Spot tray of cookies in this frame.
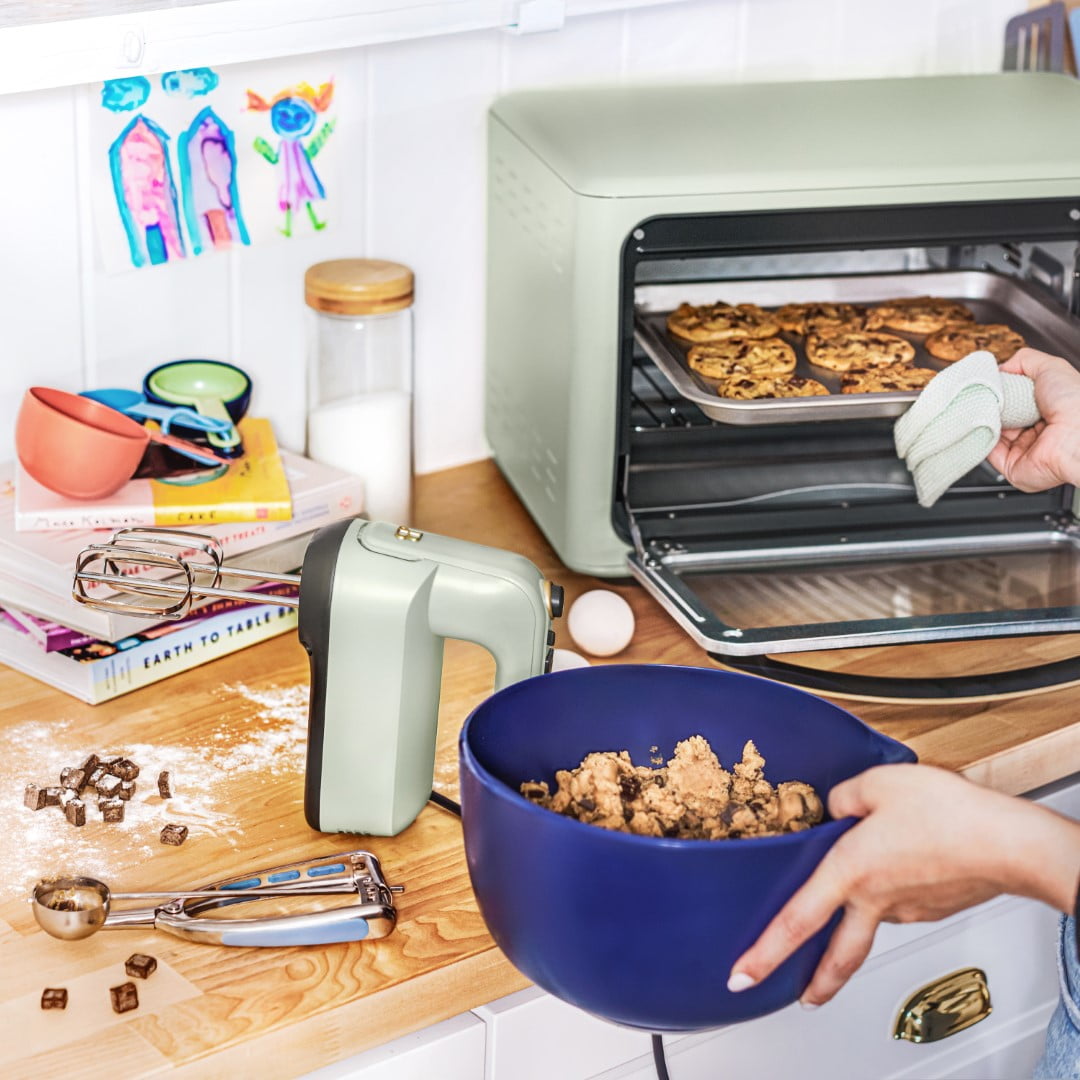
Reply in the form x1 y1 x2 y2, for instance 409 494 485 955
633 269 1077 425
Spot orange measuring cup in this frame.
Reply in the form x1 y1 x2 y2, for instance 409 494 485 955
15 386 233 500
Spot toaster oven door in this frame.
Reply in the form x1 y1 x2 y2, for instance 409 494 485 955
628 521 1080 697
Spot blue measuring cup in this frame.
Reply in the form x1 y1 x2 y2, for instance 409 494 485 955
81 389 234 437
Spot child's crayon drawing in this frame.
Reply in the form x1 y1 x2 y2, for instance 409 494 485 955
247 81 336 237
91 63 339 272
109 115 186 268
178 107 250 254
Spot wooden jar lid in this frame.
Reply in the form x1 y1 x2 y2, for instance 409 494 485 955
304 259 414 315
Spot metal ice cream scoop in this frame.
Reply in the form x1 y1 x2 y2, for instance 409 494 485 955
31 851 402 947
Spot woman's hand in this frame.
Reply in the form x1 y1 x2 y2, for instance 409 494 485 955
986 347 1080 491
727 764 1080 1008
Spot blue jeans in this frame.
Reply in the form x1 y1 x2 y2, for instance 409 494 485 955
1035 916 1080 1079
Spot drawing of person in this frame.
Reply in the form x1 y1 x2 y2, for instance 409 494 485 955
246 81 336 238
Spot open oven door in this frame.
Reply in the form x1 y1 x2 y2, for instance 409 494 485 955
624 463 1080 700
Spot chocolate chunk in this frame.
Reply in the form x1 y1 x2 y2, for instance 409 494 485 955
159 823 188 846
96 774 122 798
78 754 99 779
43 787 62 807
60 767 85 791
157 770 173 799
109 982 139 1014
111 759 139 781
118 780 136 801
618 775 641 801
23 783 47 811
576 797 596 812
87 766 106 788
65 799 86 827
100 798 125 823
40 988 67 1010
124 953 157 980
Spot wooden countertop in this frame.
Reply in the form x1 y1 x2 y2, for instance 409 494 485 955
2 458 1079 1077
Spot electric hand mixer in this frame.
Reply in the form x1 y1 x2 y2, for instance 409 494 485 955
73 520 563 836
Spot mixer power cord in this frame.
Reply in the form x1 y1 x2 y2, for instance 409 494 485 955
428 790 672 1080
652 1034 671 1080
429 790 462 817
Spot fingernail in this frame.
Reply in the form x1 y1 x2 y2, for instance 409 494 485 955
799 999 820 1011
727 972 757 993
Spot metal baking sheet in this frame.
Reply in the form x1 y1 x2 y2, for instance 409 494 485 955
633 270 1080 425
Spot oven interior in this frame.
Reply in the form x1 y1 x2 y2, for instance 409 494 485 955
615 199 1080 661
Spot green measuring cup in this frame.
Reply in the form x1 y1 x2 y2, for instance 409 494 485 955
143 360 252 455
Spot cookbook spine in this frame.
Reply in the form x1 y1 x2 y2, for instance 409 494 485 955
0 602 298 704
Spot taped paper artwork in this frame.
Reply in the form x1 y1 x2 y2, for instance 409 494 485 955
91 61 339 272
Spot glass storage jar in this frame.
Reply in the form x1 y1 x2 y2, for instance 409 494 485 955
304 258 414 523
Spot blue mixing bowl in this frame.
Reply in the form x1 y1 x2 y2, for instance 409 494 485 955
459 663 916 1032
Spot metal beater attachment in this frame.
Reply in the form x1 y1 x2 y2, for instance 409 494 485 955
31 850 402 947
72 527 301 620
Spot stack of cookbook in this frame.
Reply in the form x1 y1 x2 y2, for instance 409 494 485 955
0 444 363 704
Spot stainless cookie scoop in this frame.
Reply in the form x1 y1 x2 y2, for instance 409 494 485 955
30 852 402 947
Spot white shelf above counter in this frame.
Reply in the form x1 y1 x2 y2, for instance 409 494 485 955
0 0 685 96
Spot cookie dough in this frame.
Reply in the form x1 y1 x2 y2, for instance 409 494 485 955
687 337 797 379
805 330 916 371
666 301 781 343
840 365 936 394
923 323 1025 363
520 737 824 840
716 374 829 399
865 296 974 335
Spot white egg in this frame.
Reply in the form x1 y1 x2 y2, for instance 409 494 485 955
566 589 636 657
551 648 591 672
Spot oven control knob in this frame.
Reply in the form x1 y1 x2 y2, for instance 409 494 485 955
545 582 565 619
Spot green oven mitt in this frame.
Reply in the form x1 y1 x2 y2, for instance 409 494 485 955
893 350 1041 508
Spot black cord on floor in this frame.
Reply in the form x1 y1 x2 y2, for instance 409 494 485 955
652 1034 670 1080
429 790 462 817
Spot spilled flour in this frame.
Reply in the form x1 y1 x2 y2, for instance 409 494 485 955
0 682 309 904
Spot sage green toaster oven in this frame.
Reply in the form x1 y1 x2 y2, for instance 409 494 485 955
484 73 1080 696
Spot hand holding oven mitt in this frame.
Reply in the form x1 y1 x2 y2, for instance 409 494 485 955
893 350 1041 508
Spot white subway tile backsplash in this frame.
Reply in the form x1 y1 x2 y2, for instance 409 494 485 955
0 0 1021 474
0 88 83 441
738 0 845 82
622 0 740 80
367 29 501 473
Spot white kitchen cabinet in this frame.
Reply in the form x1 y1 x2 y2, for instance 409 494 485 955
301 1012 487 1080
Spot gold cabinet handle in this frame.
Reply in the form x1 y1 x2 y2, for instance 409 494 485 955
894 967 992 1044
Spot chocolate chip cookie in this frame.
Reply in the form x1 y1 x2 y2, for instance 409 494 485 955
773 301 867 336
806 330 916 371
717 374 829 399
840 366 936 394
865 296 974 335
666 301 781 342
923 323 1025 363
687 337 796 379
